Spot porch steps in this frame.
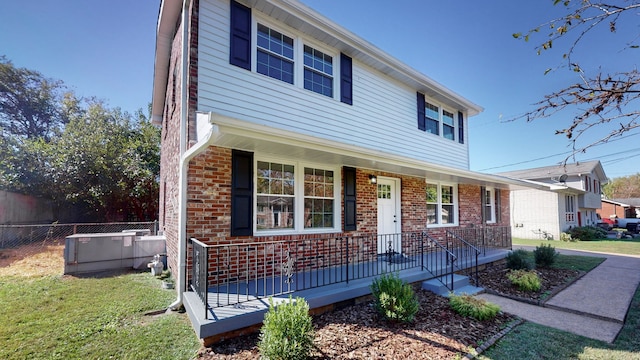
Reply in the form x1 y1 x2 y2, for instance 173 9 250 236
421 274 483 297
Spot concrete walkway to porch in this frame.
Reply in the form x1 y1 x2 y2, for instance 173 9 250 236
476 247 640 343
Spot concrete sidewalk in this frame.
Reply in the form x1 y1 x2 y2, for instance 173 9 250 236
476 247 640 343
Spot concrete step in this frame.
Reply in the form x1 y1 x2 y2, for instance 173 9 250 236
422 274 483 296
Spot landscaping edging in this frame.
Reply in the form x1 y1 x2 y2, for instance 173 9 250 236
464 318 525 359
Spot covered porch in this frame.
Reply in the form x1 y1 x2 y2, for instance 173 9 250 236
183 226 511 341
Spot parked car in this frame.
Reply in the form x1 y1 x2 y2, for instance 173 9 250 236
596 215 615 231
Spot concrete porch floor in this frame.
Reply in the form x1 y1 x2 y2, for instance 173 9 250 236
183 248 510 341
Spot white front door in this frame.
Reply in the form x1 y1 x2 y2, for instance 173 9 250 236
377 177 401 254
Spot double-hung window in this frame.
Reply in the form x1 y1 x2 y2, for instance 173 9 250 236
484 188 496 223
256 160 338 233
303 45 333 97
254 21 338 99
426 182 457 226
256 24 294 84
422 100 459 141
443 110 455 140
425 102 440 135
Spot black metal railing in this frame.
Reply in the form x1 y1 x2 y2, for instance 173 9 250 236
189 232 438 316
189 238 210 319
446 230 480 286
421 231 457 291
188 228 504 316
448 225 512 255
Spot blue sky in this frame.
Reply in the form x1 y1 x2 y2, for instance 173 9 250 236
1 0 638 179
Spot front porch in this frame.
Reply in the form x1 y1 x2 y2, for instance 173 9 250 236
183 227 511 341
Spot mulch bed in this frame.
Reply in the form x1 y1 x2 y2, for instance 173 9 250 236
198 263 580 359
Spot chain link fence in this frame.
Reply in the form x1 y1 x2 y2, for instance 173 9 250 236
0 221 158 275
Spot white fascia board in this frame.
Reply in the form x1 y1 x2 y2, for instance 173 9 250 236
151 0 182 124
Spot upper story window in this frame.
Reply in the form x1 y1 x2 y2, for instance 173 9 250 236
256 159 339 234
426 182 457 226
443 110 455 140
425 102 439 135
424 101 458 141
256 24 295 84
303 45 333 97
254 21 338 98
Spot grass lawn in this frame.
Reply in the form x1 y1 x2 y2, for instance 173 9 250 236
513 237 640 256
479 283 640 360
0 271 200 360
480 241 640 359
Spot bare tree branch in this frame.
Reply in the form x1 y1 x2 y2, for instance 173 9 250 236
511 1 640 164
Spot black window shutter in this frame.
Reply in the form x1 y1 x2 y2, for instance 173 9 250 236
458 111 464 144
480 186 486 224
495 188 502 223
231 150 253 236
417 92 426 131
229 0 251 70
340 53 353 105
343 167 357 231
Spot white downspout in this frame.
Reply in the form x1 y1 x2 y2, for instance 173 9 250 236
168 0 192 311
169 126 216 310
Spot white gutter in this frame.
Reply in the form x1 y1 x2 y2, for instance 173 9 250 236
169 0 192 311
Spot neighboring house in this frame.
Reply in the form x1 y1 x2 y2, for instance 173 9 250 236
499 161 608 240
151 0 536 341
598 198 640 220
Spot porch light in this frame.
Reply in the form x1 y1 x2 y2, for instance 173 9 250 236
369 175 377 184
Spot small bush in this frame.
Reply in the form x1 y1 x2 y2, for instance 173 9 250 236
507 270 541 292
370 273 419 323
567 226 607 241
534 243 558 267
449 294 500 321
559 232 576 242
505 249 531 270
258 296 314 360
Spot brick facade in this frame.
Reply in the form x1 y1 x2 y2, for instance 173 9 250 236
159 0 199 275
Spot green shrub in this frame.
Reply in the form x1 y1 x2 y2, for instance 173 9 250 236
505 249 531 270
507 270 541 292
567 226 607 241
449 293 500 321
370 273 420 323
258 296 314 360
559 232 576 242
534 243 558 267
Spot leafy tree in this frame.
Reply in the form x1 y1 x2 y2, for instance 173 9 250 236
513 1 640 159
47 98 160 221
0 56 68 140
603 174 640 199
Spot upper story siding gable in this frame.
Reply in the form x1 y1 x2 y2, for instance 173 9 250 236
197 0 472 169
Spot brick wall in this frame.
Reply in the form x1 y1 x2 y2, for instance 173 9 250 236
158 0 199 276
180 160 511 285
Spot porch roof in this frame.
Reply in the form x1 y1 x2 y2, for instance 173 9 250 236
195 112 542 191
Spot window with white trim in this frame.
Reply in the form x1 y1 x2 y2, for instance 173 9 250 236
253 19 338 99
426 182 457 226
256 24 295 84
425 102 439 135
423 101 457 141
565 194 576 223
256 159 339 233
443 110 455 140
303 45 333 97
484 188 496 223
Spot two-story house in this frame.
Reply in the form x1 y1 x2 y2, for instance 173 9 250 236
152 0 536 342
499 160 608 240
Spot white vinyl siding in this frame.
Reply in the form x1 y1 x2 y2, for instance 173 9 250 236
197 0 470 169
